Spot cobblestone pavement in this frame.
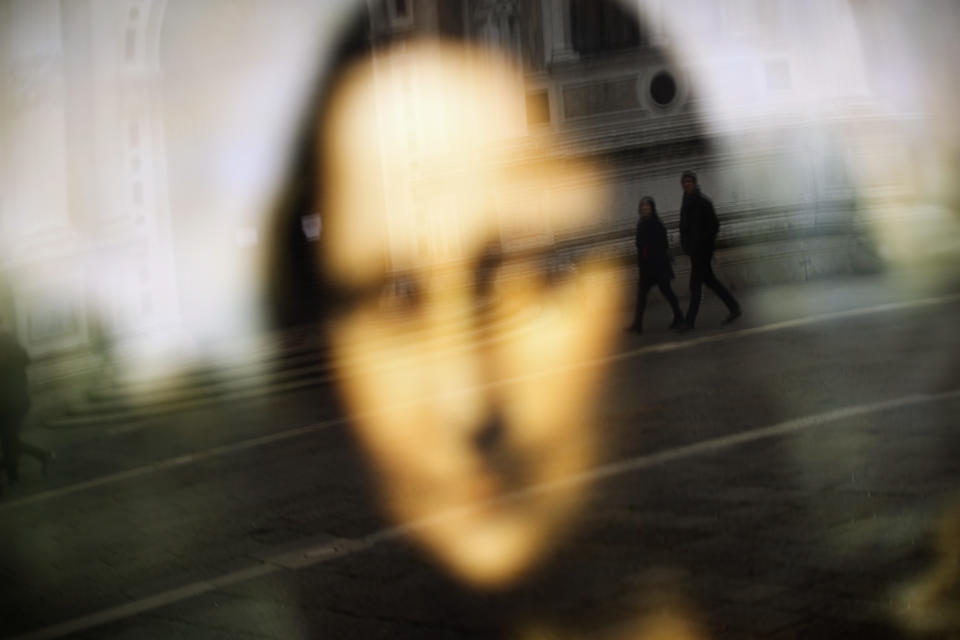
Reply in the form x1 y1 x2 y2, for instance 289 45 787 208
2 272 959 639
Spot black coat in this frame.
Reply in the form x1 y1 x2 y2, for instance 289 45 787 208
679 189 720 257
635 213 674 282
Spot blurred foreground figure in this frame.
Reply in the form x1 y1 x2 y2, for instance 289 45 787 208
897 497 960 636
0 327 53 495
319 40 622 588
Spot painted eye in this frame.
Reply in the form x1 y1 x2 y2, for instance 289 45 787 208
474 252 501 300
538 255 578 292
378 273 423 314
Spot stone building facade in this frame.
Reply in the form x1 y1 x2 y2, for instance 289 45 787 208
0 0 917 366
361 0 909 284
0 0 178 364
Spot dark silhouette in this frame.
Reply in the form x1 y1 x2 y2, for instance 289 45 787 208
626 196 684 333
0 328 53 495
678 170 741 330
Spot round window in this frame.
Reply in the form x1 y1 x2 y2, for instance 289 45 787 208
650 72 677 107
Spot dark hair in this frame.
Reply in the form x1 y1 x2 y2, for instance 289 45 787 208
262 6 373 329
638 196 657 215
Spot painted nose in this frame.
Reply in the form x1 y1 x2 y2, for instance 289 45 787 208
472 410 506 455
423 281 496 440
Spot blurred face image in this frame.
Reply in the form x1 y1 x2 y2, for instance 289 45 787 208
320 42 622 588
639 200 653 217
681 176 697 195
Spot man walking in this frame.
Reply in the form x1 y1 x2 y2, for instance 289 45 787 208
678 170 741 330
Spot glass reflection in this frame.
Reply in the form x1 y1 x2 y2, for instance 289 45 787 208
320 40 622 588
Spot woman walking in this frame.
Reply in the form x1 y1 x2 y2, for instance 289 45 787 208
626 196 684 333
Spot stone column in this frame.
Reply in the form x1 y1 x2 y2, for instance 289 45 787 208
540 0 578 64
0 0 79 353
473 0 522 61
643 0 668 48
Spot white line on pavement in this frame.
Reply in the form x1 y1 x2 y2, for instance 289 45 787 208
10 387 960 640
3 291 958 515
603 292 960 364
0 417 350 512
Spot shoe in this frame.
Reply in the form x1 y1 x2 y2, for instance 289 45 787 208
675 322 694 333
721 309 742 326
668 317 684 330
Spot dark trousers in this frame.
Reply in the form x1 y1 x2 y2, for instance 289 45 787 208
686 252 739 326
632 272 684 329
